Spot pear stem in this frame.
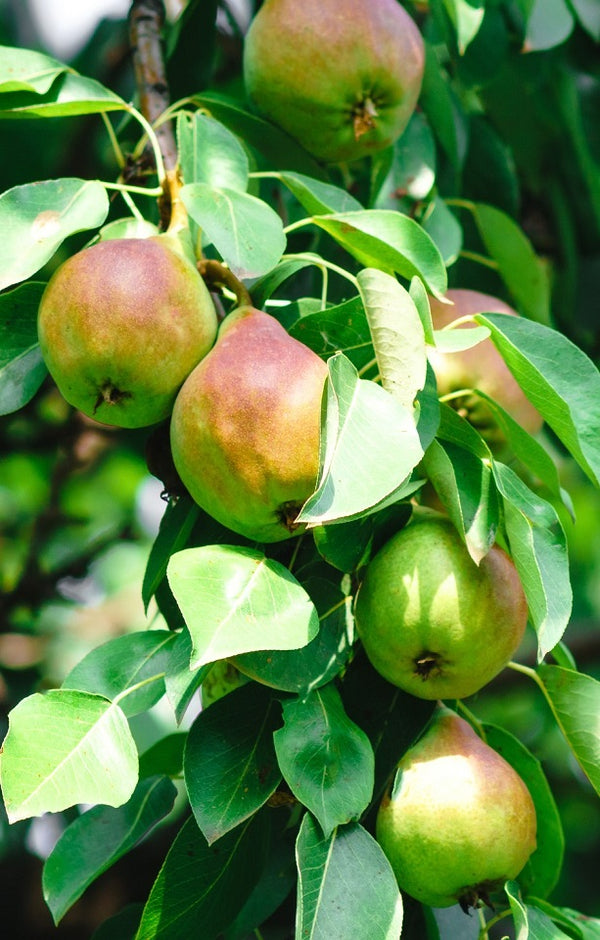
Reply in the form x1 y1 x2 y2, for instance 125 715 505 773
199 259 253 309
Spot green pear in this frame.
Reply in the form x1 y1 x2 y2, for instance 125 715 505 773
200 660 249 709
354 515 528 699
243 0 424 165
376 706 537 909
170 306 328 542
37 235 218 428
427 289 543 446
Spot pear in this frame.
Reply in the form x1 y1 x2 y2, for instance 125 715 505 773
243 0 425 165
169 306 328 542
376 706 537 909
354 515 528 699
37 236 218 428
427 289 543 446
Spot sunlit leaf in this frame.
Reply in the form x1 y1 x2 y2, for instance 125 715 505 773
177 111 249 192
167 544 319 668
0 690 138 822
277 171 362 215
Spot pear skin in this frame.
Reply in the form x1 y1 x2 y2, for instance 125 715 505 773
427 289 543 445
376 707 537 909
37 236 218 428
170 307 328 542
243 0 424 164
354 515 528 699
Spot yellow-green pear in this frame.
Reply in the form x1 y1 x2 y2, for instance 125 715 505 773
170 306 327 542
243 0 425 165
37 236 217 428
376 706 537 909
427 289 543 446
354 515 528 699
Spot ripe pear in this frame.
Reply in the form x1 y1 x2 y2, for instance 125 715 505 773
354 515 528 699
243 0 425 165
376 706 537 909
427 289 543 446
37 236 218 428
170 306 328 542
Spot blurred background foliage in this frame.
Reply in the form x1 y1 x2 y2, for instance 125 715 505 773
0 0 599 935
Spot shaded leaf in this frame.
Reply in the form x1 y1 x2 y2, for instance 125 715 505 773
0 690 138 823
0 72 126 118
167 545 319 668
0 281 47 415
142 496 200 610
43 776 177 924
273 684 374 837
164 628 211 725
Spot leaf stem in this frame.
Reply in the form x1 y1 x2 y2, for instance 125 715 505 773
477 907 512 938
459 249 499 271
103 180 164 198
101 113 126 169
282 253 359 288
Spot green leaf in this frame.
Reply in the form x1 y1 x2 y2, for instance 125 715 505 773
442 0 486 53
289 294 373 372
0 46 67 94
0 178 109 290
0 72 127 118
164 629 211 725
142 496 200 610
250 256 317 309
492 462 572 659
138 734 187 779
526 904 575 939
375 111 436 208
569 0 600 39
505 882 529 940
278 171 363 215
0 689 138 823
135 812 271 940
231 576 351 694
419 41 468 169
43 776 177 924
0 281 47 415
313 210 448 298
223 831 296 940
62 630 176 718
478 313 600 488
177 111 249 192
185 683 281 843
297 354 424 526
312 503 412 574
357 268 427 409
471 203 550 323
537 665 600 796
295 815 403 940
192 91 328 180
422 439 499 564
167 545 319 668
421 195 463 266
484 724 565 900
273 684 374 837
524 0 574 51
181 181 286 278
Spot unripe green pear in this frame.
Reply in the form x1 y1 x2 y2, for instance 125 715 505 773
243 0 425 165
201 660 248 709
170 306 328 543
376 706 537 909
427 289 543 446
37 236 218 428
354 515 528 699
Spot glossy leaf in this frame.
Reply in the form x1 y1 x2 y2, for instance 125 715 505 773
181 182 286 278
273 684 374 837
0 281 47 415
421 195 463 265
442 0 486 53
471 203 550 323
167 545 319 668
62 630 176 718
43 776 177 923
138 734 187 779
357 268 427 410
0 72 127 118
313 210 448 298
0 46 67 94
164 628 211 725
289 294 373 372
484 724 564 899
142 496 200 610
177 111 249 192
479 312 600 487
524 0 574 51
295 815 403 940
422 438 499 563
278 171 363 215
223 831 296 940
493 462 572 659
432 325 490 352
0 178 109 290
0 690 138 822
135 812 271 939
537 665 600 796
298 354 423 525
375 111 436 208
185 683 281 843
420 41 468 169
